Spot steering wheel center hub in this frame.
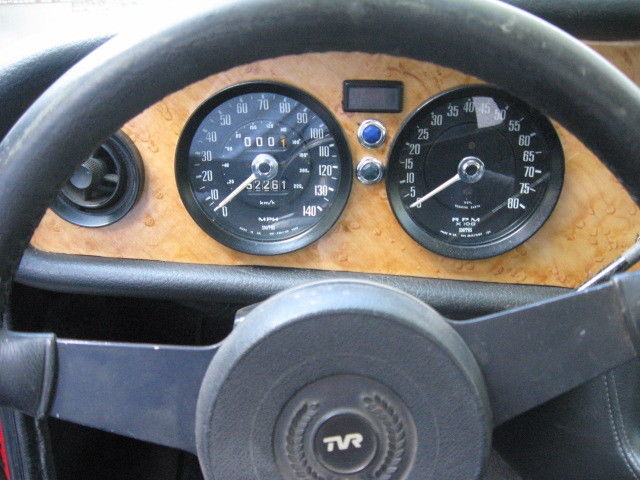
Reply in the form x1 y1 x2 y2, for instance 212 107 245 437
195 281 491 480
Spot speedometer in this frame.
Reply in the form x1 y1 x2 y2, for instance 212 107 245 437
387 85 564 259
176 82 351 255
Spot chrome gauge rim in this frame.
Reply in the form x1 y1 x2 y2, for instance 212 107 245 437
175 82 352 255
386 85 564 260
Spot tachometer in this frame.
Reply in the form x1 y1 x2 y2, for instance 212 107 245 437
176 82 351 255
387 85 564 259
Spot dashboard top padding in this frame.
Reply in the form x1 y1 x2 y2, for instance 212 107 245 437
504 0 640 40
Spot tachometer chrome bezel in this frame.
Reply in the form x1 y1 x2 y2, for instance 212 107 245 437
386 85 564 260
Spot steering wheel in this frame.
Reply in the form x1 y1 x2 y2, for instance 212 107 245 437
2 1 640 479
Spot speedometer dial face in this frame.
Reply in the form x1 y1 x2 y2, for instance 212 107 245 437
387 85 564 259
176 82 351 255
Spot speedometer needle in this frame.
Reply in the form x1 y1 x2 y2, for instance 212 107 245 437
409 174 460 208
213 173 257 212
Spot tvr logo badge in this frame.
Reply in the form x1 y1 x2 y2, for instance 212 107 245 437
322 433 364 452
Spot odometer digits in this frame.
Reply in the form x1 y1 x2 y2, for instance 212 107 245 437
387 85 564 259
176 83 351 255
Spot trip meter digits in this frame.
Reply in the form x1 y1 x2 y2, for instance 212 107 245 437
176 82 351 255
387 85 564 259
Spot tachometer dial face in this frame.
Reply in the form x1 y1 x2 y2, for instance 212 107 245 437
176 82 352 255
387 85 564 259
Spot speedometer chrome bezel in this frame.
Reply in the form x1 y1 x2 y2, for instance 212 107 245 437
386 84 564 260
175 81 352 255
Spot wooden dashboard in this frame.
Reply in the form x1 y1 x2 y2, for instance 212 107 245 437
31 43 640 288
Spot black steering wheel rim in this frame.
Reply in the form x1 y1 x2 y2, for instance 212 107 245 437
1 2 640 477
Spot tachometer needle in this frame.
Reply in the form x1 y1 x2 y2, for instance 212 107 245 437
410 173 461 208
213 173 257 212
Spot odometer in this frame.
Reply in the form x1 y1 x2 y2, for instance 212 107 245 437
176 82 351 255
387 85 564 259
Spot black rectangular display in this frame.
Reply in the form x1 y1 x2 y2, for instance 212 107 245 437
343 80 403 113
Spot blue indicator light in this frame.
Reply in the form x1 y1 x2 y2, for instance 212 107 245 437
362 124 382 144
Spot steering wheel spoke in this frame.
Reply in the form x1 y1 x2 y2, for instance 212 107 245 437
51 339 216 453
453 272 640 425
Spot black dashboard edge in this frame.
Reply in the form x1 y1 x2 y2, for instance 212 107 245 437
505 0 640 41
502 0 640 41
15 247 565 318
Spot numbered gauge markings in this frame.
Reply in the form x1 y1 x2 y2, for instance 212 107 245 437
176 82 352 255
386 85 564 259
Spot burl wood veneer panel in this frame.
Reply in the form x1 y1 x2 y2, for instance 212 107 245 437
31 44 640 287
